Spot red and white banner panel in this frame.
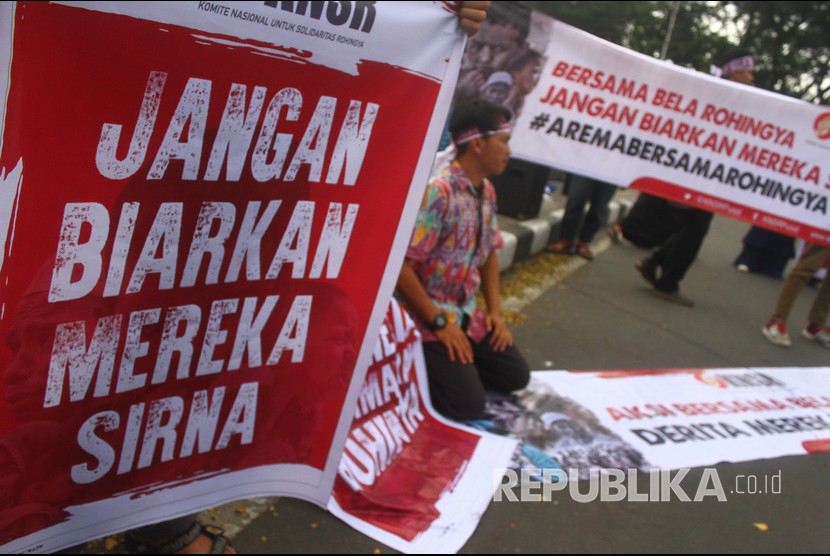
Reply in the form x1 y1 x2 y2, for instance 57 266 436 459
484 369 830 478
0 2 464 552
456 4 830 245
330 355 830 551
329 300 517 554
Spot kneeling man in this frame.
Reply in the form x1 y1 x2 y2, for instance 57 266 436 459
397 99 530 421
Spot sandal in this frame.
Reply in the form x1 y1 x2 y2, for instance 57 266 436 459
126 521 234 554
575 242 594 260
546 239 574 254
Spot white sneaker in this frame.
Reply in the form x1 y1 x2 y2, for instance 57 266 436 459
802 325 830 349
762 321 791 347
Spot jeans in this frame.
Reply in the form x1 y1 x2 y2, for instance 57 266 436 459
560 176 617 244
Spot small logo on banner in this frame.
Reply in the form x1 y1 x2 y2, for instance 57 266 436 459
814 112 830 140
263 1 377 33
694 371 728 389
695 371 786 389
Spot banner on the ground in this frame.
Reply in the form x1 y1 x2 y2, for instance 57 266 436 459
482 369 830 477
329 300 517 554
0 2 464 552
330 346 830 553
456 3 830 246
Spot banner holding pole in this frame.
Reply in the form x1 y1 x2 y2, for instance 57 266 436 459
0 2 464 552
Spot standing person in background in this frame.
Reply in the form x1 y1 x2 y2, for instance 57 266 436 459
396 99 530 421
725 48 795 279
546 174 618 261
761 243 830 348
634 49 757 307
733 226 795 279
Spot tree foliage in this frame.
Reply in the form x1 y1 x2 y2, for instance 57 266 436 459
521 1 829 104
727 1 829 104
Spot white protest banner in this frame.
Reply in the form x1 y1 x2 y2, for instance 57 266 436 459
0 2 464 552
329 299 517 554
456 3 830 245
485 368 830 478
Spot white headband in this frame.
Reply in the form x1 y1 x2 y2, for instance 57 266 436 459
720 55 754 77
453 122 513 145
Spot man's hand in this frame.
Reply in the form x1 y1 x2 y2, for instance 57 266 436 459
434 322 474 364
485 313 513 352
455 67 488 99
458 1 490 37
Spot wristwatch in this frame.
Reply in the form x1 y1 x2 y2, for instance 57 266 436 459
427 312 448 332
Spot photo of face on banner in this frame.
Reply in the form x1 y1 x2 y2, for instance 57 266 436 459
455 2 549 119
474 380 651 480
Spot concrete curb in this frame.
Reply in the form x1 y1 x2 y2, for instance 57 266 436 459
496 197 633 272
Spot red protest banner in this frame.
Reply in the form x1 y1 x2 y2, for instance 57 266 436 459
330 300 517 553
0 2 463 551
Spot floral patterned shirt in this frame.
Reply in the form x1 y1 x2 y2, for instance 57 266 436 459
406 161 504 340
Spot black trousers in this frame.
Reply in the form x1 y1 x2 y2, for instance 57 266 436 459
620 194 678 249
651 206 713 292
422 335 530 421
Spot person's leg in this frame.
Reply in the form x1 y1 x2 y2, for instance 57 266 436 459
556 176 594 245
803 272 830 348
578 181 617 244
806 276 830 329
764 244 829 347
654 208 713 293
469 336 531 395
422 341 487 421
771 244 829 323
620 194 676 248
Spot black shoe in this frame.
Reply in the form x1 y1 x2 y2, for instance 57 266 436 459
635 258 658 287
651 289 695 307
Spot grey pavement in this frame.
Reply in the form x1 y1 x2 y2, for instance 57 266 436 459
80 189 830 554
